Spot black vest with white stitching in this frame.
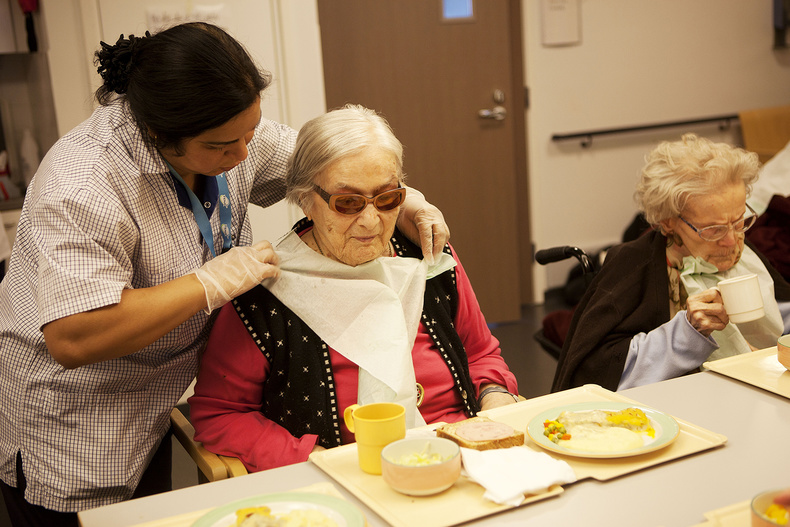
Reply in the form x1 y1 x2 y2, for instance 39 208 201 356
231 219 479 448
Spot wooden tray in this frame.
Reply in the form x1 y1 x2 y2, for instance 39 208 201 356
692 500 750 526
309 384 726 527
704 347 790 399
309 443 562 527
484 384 728 481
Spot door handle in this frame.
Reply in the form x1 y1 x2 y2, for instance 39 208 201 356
478 105 507 121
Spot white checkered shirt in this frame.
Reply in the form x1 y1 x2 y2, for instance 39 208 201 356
0 100 295 511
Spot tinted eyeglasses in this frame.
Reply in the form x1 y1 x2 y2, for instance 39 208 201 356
313 184 406 215
678 203 758 242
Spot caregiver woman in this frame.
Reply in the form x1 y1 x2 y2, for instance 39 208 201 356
553 133 790 393
0 22 448 525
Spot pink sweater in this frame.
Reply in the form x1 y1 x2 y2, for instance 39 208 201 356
189 247 517 472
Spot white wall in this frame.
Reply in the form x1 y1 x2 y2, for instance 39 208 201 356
40 0 100 138
36 0 790 301
40 0 325 243
523 0 790 294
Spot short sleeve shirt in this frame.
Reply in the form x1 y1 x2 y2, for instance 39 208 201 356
0 100 296 511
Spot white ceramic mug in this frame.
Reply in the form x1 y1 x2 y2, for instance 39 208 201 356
715 274 764 324
777 334 790 371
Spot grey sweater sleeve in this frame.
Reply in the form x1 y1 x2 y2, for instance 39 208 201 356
617 312 718 390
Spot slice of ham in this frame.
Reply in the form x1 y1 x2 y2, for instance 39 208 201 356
455 421 515 442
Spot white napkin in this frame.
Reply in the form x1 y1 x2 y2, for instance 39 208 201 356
680 245 784 358
264 229 456 428
460 447 577 505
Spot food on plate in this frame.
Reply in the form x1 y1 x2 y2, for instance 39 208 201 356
542 420 570 443
556 407 655 436
235 505 339 527
764 503 789 525
435 416 524 450
543 407 656 453
396 450 450 466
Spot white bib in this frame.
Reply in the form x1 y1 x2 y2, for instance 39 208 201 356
263 229 456 428
680 245 783 361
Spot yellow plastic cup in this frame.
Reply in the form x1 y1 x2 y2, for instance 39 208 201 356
343 402 406 475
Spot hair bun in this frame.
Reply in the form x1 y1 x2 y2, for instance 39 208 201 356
95 32 150 95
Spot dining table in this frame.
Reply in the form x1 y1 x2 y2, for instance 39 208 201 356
78 357 790 527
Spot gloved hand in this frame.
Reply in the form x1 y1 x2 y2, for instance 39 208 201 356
193 240 280 313
396 187 451 264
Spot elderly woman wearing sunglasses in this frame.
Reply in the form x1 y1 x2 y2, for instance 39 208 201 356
553 133 790 393
188 105 518 471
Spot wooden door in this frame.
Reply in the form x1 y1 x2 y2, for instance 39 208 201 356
317 0 531 322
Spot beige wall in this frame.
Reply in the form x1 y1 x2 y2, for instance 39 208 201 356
30 0 790 299
523 0 790 294
37 0 325 243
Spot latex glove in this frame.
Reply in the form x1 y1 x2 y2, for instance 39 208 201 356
396 186 450 264
193 241 280 314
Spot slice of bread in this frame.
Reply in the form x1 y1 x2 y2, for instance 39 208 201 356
435 416 524 450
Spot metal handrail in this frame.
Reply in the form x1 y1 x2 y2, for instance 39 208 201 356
551 114 739 147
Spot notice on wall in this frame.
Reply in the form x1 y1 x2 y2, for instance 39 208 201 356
541 0 581 47
146 4 228 32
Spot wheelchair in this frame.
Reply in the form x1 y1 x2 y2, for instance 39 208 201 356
532 246 598 359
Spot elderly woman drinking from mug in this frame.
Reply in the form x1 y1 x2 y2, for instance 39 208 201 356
553 133 790 392
189 105 518 471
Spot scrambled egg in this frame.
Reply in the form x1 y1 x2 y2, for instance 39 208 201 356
765 503 789 525
235 506 339 527
604 408 656 438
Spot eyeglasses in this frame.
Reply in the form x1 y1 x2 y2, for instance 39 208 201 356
313 184 406 215
678 203 758 241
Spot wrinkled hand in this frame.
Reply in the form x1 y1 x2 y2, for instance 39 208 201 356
479 391 518 411
686 288 729 337
193 241 280 313
397 187 450 264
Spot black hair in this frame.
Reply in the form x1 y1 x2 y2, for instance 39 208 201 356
94 22 271 153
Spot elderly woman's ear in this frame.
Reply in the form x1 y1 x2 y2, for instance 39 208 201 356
300 194 315 221
660 218 684 239
658 218 674 236
659 218 684 247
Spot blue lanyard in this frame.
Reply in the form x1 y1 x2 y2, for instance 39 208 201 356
165 161 233 257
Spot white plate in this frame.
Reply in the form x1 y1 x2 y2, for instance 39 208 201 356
191 491 365 527
526 402 680 459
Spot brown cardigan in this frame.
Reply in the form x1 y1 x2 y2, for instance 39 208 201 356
551 231 790 392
